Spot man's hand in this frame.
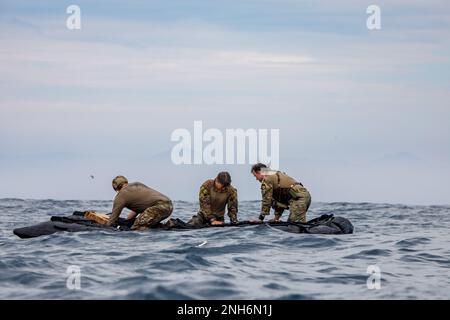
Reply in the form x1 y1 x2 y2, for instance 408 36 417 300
211 220 224 225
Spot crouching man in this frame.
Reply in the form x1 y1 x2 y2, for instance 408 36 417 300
107 175 173 231
251 163 311 223
188 172 238 226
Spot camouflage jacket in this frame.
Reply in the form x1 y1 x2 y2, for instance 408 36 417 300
260 171 298 216
199 179 238 222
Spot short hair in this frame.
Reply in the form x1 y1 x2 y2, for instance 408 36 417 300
251 163 267 173
216 171 231 187
112 175 128 191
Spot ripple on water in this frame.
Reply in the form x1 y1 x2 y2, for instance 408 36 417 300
396 237 431 247
401 252 450 267
124 284 194 299
343 248 393 259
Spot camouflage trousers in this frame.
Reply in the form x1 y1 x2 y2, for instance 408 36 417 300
187 212 223 226
286 186 312 223
131 200 173 231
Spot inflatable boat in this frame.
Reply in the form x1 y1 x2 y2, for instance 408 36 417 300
13 211 354 239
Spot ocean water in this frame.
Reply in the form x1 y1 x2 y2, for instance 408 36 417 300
0 198 449 300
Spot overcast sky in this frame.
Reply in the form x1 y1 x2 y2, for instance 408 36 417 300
0 0 449 204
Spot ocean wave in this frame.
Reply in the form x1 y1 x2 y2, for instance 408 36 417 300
1 200 450 299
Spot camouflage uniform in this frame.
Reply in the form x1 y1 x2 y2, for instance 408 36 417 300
131 200 173 231
188 179 238 225
108 181 173 230
260 171 311 223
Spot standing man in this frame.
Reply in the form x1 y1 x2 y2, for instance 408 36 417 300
108 175 173 231
188 172 238 226
251 163 311 223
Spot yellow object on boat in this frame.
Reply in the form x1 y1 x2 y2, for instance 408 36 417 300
84 211 109 225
